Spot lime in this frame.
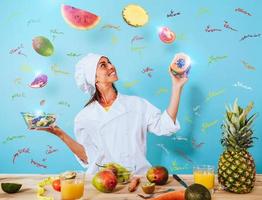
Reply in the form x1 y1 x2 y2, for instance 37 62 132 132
141 182 155 194
1 183 22 194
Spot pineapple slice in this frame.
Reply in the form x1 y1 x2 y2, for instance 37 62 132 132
122 4 149 27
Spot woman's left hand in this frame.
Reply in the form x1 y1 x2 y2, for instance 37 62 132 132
169 68 188 88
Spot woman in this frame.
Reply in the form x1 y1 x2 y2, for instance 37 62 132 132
38 53 188 174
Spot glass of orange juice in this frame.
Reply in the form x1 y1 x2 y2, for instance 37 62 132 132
193 165 215 193
60 171 85 200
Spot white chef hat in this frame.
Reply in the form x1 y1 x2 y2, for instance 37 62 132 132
75 53 104 96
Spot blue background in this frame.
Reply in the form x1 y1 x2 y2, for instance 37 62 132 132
0 0 261 174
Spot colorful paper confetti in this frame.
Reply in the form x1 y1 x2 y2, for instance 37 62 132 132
172 161 190 171
184 115 193 124
9 44 27 57
131 35 144 43
191 139 205 149
206 89 225 101
50 29 64 41
111 35 119 45
224 21 237 31
157 143 170 154
142 67 154 77
240 33 261 41
208 55 228 64
58 101 70 107
2 135 26 144
235 8 252 16
241 60 256 71
130 46 146 53
193 105 201 116
123 80 139 88
201 120 218 132
31 159 47 168
14 77 22 85
51 64 70 75
232 81 252 90
27 18 40 26
196 7 211 17
175 149 193 163
172 135 188 141
205 25 222 32
156 87 168 96
67 52 81 57
20 64 32 73
11 92 26 100
166 10 181 18
45 145 58 155
13 148 30 164
101 24 120 30
40 99 46 106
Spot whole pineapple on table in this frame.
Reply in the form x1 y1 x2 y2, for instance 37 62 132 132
218 99 257 193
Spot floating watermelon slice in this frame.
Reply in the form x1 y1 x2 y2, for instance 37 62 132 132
61 4 100 30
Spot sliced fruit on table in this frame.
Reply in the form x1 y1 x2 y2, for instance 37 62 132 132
122 4 149 27
1 183 22 194
61 4 100 30
185 183 211 200
141 182 155 194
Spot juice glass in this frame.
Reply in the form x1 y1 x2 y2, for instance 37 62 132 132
61 171 85 200
193 165 215 193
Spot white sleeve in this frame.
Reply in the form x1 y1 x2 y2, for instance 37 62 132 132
144 99 181 136
74 118 105 170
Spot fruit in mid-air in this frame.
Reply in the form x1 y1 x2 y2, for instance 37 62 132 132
32 36 54 56
185 183 211 200
1 183 22 194
92 170 117 193
159 27 176 44
61 4 100 30
218 99 257 193
122 4 149 27
146 166 169 185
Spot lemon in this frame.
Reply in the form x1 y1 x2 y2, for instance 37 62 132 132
1 183 22 194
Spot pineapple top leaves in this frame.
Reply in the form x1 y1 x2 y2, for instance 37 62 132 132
221 99 257 151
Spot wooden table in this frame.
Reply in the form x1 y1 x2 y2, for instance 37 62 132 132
0 174 261 199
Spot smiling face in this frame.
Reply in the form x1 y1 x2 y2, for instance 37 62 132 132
96 57 118 84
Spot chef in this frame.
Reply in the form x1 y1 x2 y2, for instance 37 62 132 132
38 53 188 174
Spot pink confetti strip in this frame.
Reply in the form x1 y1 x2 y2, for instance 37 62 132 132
31 159 47 168
13 148 30 164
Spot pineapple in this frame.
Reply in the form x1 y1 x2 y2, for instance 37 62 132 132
218 99 257 193
122 4 149 27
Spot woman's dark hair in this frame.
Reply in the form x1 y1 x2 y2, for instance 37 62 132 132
84 84 118 107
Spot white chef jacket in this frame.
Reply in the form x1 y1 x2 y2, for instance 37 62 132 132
74 93 180 175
